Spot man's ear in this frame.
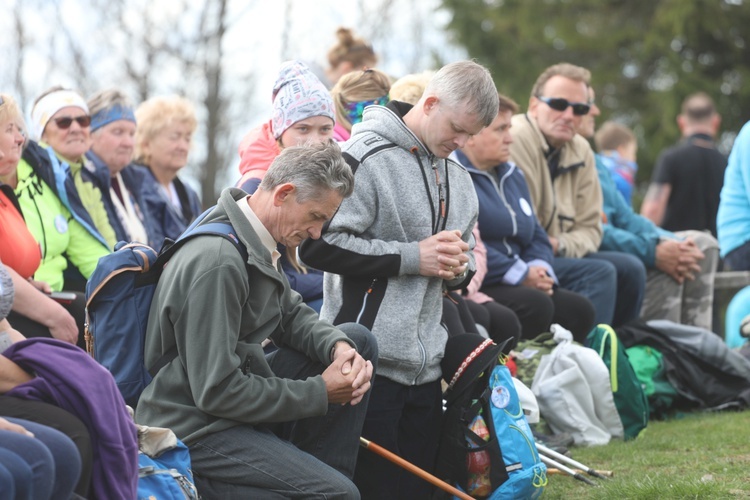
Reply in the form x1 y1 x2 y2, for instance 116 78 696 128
528 96 538 118
423 96 439 115
711 114 722 134
676 114 687 132
272 183 296 207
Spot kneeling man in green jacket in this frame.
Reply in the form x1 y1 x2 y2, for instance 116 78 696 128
136 141 376 499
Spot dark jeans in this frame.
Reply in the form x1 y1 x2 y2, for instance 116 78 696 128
724 239 750 271
0 417 81 500
354 377 443 500
481 284 595 343
190 323 377 499
586 251 645 327
0 396 92 498
554 251 645 327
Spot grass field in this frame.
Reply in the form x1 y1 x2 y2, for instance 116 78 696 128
541 410 750 499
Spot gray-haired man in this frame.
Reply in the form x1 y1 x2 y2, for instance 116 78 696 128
136 141 376 499
300 60 498 499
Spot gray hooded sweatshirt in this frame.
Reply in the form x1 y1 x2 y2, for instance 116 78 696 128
300 101 478 386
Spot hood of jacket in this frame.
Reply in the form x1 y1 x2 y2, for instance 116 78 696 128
350 101 431 156
237 121 281 184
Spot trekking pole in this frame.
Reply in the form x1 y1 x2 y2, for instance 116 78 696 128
547 468 613 478
359 437 474 500
535 442 609 480
539 455 597 486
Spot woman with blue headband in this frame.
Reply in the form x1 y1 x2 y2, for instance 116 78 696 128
83 89 158 248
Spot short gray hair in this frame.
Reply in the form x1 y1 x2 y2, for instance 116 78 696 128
260 141 354 202
424 61 499 126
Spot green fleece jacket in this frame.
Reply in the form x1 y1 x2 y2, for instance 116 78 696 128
509 113 603 258
14 159 109 291
135 188 353 445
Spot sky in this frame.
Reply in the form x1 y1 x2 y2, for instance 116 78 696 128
2 0 468 191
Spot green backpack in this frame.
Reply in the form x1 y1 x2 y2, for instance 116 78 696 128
625 345 679 419
586 324 649 440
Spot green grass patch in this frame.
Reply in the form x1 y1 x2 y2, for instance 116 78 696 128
541 411 750 499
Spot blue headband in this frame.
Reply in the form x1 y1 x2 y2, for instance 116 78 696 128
90 104 136 132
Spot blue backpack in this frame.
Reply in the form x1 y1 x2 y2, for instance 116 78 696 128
85 209 246 406
138 439 199 500
435 357 547 499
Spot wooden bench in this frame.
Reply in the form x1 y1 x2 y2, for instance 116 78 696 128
714 270 750 291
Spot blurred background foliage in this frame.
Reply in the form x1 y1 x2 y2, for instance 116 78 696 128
441 0 750 202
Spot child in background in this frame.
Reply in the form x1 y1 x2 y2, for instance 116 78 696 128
594 121 639 206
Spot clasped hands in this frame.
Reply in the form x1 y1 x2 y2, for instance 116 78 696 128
418 230 469 280
655 238 704 284
322 341 373 406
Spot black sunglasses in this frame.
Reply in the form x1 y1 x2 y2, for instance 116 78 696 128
536 96 590 116
53 115 91 129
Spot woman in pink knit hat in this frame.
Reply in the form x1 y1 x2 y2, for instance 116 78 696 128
235 61 336 312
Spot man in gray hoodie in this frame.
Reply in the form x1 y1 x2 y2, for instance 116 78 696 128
300 61 499 499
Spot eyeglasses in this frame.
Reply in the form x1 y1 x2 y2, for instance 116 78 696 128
53 115 91 129
535 96 590 116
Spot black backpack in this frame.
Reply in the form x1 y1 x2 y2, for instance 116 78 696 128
434 336 546 499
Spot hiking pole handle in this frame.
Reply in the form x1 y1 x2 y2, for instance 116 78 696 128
359 437 474 500
535 442 609 480
539 455 597 486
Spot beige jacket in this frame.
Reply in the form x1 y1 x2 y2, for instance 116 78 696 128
509 113 602 258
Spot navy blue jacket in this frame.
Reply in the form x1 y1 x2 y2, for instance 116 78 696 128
83 151 161 249
455 150 556 286
137 165 203 247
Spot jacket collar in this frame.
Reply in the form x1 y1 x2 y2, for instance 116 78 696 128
216 188 285 283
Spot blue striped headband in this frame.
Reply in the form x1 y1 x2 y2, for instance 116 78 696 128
90 104 136 132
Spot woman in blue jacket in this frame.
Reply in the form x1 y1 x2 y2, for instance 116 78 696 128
455 96 594 342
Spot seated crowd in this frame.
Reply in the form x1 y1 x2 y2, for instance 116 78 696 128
1 25 747 500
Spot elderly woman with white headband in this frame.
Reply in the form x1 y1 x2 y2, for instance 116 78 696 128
8 91 110 291
82 89 158 248
30 87 116 249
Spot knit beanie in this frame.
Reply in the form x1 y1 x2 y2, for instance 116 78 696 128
271 61 335 139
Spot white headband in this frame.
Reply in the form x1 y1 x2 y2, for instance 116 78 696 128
30 90 89 141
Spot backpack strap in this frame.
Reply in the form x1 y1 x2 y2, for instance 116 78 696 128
147 211 248 378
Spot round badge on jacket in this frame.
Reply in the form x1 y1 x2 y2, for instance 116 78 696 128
54 214 69 234
519 198 533 216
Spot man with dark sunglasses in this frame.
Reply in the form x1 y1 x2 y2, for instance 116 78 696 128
509 62 645 328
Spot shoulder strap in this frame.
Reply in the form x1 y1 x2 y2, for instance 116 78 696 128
147 209 248 377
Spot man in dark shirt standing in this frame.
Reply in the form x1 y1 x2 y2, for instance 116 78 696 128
641 92 727 237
